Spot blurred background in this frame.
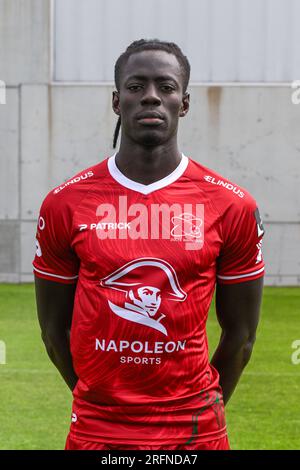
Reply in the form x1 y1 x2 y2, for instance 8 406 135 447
0 0 300 450
0 0 299 285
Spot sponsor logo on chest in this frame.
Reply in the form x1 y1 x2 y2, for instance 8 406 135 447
78 196 204 251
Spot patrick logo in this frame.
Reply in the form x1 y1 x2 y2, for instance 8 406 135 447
100 258 187 336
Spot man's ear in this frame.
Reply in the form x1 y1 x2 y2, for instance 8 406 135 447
179 92 190 117
112 91 120 116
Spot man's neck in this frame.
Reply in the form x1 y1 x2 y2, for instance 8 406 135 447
115 139 182 185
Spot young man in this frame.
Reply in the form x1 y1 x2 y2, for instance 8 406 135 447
33 39 265 450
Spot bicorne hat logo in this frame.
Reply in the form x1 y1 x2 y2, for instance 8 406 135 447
100 258 187 336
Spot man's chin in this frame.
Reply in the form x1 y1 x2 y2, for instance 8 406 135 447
139 136 166 147
135 131 168 147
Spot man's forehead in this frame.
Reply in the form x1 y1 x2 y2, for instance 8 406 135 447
122 50 182 81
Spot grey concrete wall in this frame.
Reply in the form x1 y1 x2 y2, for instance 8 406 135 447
179 86 300 286
0 0 50 86
0 87 20 283
2 84 296 285
0 1 299 285
0 0 50 282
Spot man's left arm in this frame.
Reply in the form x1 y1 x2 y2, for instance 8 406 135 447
211 276 264 405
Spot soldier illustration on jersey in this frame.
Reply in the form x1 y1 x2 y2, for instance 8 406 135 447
100 258 187 336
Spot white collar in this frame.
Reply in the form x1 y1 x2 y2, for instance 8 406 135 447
107 153 189 195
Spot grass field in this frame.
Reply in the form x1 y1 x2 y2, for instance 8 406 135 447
0 284 299 450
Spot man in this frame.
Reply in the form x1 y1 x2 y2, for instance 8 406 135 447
33 39 265 451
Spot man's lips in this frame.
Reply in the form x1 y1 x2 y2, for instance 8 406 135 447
136 113 165 125
138 117 164 125
137 112 164 119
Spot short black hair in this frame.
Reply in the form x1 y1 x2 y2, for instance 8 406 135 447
113 39 191 148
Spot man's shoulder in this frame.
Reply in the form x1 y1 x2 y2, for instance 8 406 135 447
186 157 257 213
51 158 108 197
40 158 108 212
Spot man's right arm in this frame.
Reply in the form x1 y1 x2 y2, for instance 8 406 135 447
34 276 78 392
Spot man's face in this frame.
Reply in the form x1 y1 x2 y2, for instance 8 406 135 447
129 286 162 316
113 50 189 147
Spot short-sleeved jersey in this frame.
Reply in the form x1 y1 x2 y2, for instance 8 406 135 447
33 154 265 446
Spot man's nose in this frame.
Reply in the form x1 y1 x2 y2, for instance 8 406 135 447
141 84 161 105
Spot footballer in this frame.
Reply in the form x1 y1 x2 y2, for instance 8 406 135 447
33 39 265 450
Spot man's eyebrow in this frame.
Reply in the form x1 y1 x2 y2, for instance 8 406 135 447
125 75 178 83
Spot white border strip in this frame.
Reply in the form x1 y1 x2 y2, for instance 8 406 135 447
33 266 78 280
217 267 265 281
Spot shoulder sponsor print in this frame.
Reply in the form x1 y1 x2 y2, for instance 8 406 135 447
53 171 94 194
204 175 245 198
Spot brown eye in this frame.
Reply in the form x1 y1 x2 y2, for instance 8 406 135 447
128 85 142 91
161 85 174 92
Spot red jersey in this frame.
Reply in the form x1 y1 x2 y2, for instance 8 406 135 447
33 154 265 446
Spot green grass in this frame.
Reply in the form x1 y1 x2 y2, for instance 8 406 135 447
0 284 299 449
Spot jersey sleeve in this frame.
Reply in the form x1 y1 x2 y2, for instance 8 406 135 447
216 196 265 284
32 192 79 284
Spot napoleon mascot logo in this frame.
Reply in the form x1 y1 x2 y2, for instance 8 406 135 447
100 258 187 336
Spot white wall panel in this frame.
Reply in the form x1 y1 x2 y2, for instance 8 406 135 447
291 0 300 80
237 0 266 81
55 0 300 82
210 0 238 81
264 0 292 81
185 0 211 82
